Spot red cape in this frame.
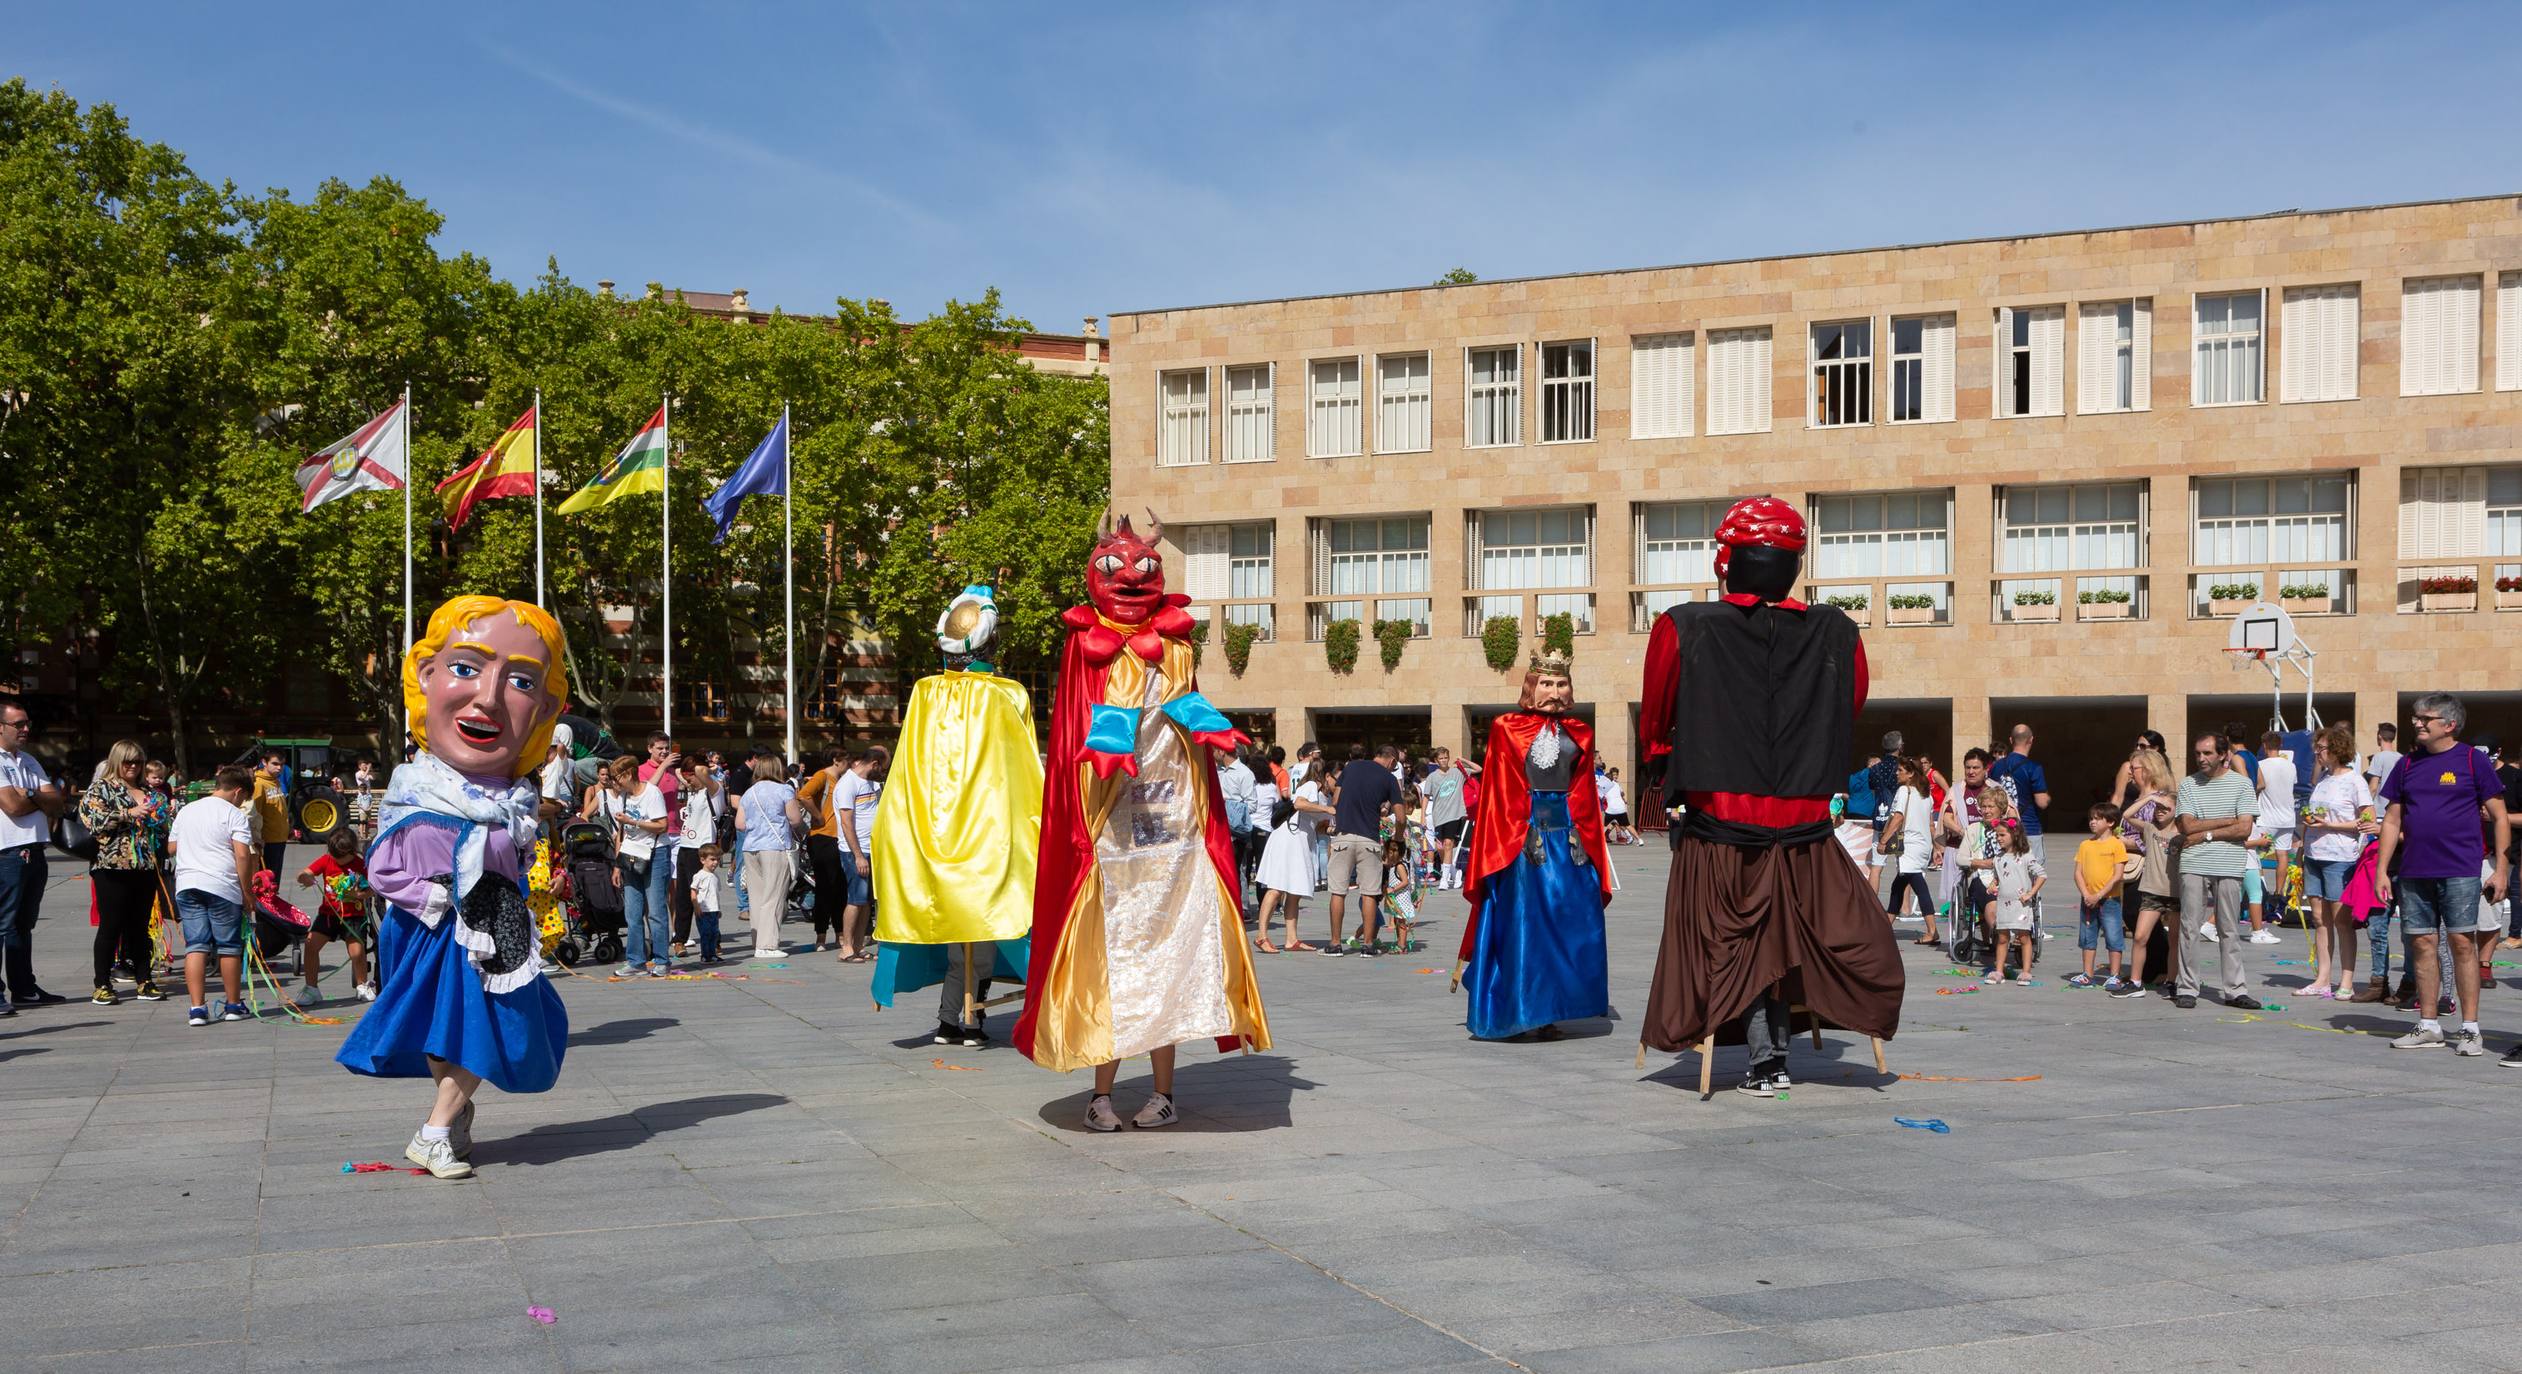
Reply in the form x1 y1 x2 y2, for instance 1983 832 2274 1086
1013 596 1249 1062
1458 712 1614 960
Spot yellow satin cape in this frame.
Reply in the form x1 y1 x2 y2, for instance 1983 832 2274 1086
871 671 1044 945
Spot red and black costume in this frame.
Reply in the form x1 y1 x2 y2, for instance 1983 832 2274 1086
1638 498 1903 1080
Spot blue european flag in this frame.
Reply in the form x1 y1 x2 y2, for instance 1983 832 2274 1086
704 411 788 544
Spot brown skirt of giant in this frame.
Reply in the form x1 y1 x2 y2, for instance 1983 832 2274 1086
1640 833 1905 1052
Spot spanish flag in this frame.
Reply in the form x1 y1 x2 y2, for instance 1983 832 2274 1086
557 407 668 514
437 406 538 529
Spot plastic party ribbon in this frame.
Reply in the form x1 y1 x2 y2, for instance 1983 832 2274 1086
1893 1117 1952 1133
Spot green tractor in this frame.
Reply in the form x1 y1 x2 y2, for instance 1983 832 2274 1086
252 737 367 846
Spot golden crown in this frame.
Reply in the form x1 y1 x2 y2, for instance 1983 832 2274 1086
1528 646 1573 675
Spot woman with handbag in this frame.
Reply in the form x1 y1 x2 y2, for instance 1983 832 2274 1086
1882 756 1940 944
587 756 673 977
2113 748 2184 999
76 739 171 1005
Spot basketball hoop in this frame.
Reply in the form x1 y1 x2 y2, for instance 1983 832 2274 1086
2220 601 2318 732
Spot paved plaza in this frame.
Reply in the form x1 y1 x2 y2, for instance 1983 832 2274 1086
5 839 2520 1373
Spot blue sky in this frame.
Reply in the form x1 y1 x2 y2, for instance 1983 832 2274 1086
10 2 2518 332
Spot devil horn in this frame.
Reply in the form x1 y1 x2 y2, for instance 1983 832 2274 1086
1114 513 1135 539
1143 508 1163 545
1095 508 1115 540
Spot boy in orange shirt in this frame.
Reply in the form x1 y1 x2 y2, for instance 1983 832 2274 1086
2071 802 2131 989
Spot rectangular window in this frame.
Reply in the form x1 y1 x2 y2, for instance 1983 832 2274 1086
2500 272 2522 392
1706 326 1772 435
2194 474 2352 566
1630 332 1694 438
1228 522 1275 599
1157 368 1208 466
1996 305 2064 417
2280 285 2359 403
1809 320 1872 427
1223 363 1274 463
1539 340 1595 442
1465 345 1521 447
1306 357 1362 457
2077 300 2151 413
1814 491 1953 579
1888 314 1954 423
1374 352 1431 453
1317 516 1430 636
2192 291 2264 406
2401 274 2481 396
2400 465 2522 559
1999 482 2144 571
1634 500 1728 584
1474 508 1592 589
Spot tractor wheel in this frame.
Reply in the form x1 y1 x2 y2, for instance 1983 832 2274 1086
295 787 347 845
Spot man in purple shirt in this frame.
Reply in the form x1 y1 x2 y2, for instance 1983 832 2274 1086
2376 694 2511 1056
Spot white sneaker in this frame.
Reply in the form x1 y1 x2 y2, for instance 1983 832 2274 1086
2452 1029 2487 1057
2391 1025 2447 1050
2248 930 2281 945
354 982 378 1002
2199 924 2220 942
1084 1095 1121 1133
404 1132 474 1179
1132 1092 1178 1129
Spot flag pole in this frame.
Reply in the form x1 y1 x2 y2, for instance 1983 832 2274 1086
531 388 546 608
402 381 414 753
781 401 796 766
661 394 673 738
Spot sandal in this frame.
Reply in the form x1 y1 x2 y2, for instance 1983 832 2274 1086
1254 940 1281 953
2065 973 2094 987
1982 972 2003 985
844 951 876 964
1286 941 1319 952
1912 936 1939 946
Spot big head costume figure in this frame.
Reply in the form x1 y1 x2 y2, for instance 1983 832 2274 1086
1454 647 1614 1040
1637 497 1903 1095
1014 513 1271 1128
336 595 575 1178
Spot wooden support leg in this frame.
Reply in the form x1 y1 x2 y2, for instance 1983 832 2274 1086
1871 1037 1887 1075
959 943 977 1028
1698 1036 1715 1100
1808 1005 1823 1051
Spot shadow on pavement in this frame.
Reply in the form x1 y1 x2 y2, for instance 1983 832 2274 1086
484 1093 788 1166
1035 1053 1318 1134
568 1016 680 1047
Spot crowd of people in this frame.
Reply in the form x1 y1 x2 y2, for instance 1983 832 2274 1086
1835 702 2518 1057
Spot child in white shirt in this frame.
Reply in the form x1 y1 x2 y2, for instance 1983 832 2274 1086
690 845 725 964
1983 820 2048 985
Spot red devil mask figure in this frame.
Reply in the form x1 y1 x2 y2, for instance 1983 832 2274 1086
1712 495 1807 601
1087 513 1168 625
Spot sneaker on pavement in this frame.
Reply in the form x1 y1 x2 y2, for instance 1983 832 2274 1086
403 1132 474 1180
1132 1092 1179 1129
932 1021 960 1046
1317 944 1346 957
2392 1025 2447 1050
133 982 166 1002
2500 1043 2522 1067
13 988 68 1006
2225 994 2263 1011
1734 1073 1781 1098
2109 980 2147 998
220 1002 249 1022
2452 1029 2487 1057
90 986 116 1006
616 964 639 978
2173 994 2197 1009
958 1025 989 1049
354 982 377 1002
2248 930 2281 945
1084 1095 1121 1133
187 1005 211 1027
2199 924 2220 942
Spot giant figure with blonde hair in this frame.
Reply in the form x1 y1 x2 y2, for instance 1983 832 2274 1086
336 595 573 1178
1013 514 1270 1132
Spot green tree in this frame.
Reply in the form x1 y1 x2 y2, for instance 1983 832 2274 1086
1434 267 1479 285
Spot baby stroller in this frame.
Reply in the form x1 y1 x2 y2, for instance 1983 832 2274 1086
554 821 626 967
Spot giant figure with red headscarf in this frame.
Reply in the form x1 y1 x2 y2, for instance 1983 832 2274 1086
1014 512 1271 1132
1639 497 1903 1095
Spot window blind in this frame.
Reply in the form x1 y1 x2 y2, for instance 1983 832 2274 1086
1630 333 1694 438
2402 275 2480 396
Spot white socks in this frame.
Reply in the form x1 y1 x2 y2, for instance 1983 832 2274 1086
2462 1021 2480 1035
420 1124 451 1142
2419 1019 2441 1033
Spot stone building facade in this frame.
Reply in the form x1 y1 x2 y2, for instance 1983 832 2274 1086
1108 195 2522 824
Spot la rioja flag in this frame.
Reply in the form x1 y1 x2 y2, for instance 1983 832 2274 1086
295 400 410 512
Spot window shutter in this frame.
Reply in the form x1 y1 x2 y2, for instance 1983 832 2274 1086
2456 467 2490 557
1993 307 2011 413
2130 301 2152 410
1309 519 1330 595
1707 334 1734 435
2281 289 2312 402
1749 328 1773 432
2031 307 2064 416
1631 505 1648 582
1182 526 1231 603
1583 508 1596 586
2324 289 2357 401
2079 304 2112 413
2399 470 2422 559
1925 314 1955 421
2405 276 2482 396
1465 512 1486 591
2500 272 2522 392
1632 334 1693 439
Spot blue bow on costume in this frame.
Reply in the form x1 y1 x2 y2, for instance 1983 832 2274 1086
1084 692 1249 778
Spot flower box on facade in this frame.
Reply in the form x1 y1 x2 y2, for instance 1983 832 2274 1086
2208 597 2255 616
2420 592 2476 613
2010 602 2059 623
2279 593 2337 616
2078 601 2131 621
1886 605 1936 626
2497 590 2522 611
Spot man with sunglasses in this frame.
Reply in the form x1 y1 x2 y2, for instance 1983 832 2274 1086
2375 695 2511 1056
0 702 68 1012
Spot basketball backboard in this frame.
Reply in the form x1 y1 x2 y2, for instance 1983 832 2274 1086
2227 601 2297 656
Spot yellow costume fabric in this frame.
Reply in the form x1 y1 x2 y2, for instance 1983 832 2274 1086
871 671 1044 944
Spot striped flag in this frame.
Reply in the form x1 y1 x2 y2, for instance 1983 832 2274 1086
294 400 408 512
557 407 668 514
437 405 538 529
